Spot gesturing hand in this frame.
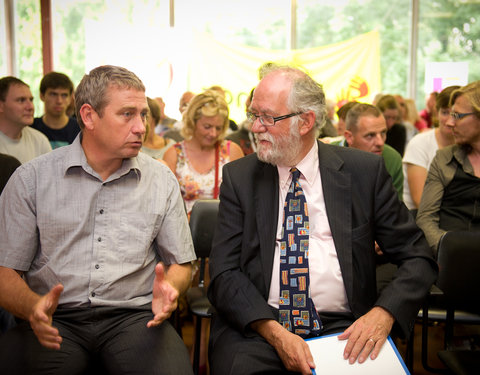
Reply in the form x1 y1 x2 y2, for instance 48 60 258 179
29 283 64 350
338 306 394 364
147 263 179 328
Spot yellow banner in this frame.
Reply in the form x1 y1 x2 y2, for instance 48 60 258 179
187 31 381 123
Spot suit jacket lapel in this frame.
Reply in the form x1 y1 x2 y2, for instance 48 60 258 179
317 141 354 304
254 161 279 296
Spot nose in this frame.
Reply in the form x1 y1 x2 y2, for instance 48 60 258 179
445 114 455 129
26 99 35 111
133 115 147 136
375 133 385 146
209 127 219 138
250 117 266 133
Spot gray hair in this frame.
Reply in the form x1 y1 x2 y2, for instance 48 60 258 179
75 65 145 129
260 63 326 133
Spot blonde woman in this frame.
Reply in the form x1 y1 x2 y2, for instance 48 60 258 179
163 89 243 214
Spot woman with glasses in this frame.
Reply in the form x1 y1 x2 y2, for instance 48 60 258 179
402 86 458 211
416 81 480 255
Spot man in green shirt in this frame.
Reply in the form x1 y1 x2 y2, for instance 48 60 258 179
331 103 404 200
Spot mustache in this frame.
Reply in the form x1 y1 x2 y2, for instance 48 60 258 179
255 133 273 143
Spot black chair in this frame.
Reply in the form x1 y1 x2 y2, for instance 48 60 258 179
186 199 219 375
421 231 480 374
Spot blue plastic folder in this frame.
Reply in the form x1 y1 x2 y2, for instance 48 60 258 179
305 333 410 374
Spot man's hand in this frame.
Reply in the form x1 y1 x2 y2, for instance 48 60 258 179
29 284 63 350
338 306 395 364
251 319 315 375
147 263 179 328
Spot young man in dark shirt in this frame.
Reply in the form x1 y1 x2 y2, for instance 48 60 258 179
32 72 80 149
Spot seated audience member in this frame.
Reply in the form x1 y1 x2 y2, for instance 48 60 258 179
404 98 428 132
154 97 177 133
332 103 403 199
0 153 20 334
31 71 80 149
318 98 338 138
208 85 238 132
162 91 195 142
417 81 480 255
419 91 438 128
0 76 51 163
320 101 357 144
0 153 20 193
226 88 256 155
208 64 437 375
163 89 243 215
336 101 357 137
0 65 195 374
394 94 417 144
402 86 458 211
376 94 407 156
142 97 175 160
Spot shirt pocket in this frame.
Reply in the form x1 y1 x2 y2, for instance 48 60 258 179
117 213 160 263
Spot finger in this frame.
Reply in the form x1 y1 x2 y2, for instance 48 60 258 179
46 284 64 314
146 312 168 328
357 337 376 363
304 344 315 370
370 335 387 360
337 324 353 340
40 338 62 350
342 329 361 359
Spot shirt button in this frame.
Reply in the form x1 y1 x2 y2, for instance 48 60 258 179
95 264 100 269
99 209 104 214
91 292 96 297
97 237 102 242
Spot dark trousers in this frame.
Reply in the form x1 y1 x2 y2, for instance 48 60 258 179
209 311 355 375
0 306 193 375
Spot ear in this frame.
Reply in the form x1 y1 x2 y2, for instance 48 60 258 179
40 92 45 102
344 130 354 146
79 104 96 131
298 111 316 136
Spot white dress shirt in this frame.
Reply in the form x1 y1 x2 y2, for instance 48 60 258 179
268 141 350 313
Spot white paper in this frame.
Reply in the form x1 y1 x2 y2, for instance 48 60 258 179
306 333 409 374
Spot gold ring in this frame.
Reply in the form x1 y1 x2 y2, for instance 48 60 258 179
368 338 375 344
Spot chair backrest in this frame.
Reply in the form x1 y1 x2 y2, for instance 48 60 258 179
436 230 480 314
189 199 220 259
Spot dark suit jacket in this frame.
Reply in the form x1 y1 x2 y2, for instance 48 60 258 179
208 141 437 343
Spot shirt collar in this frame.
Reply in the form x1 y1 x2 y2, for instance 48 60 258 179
277 141 318 188
451 144 475 174
64 133 142 181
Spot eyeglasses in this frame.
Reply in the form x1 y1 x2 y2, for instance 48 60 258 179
246 112 303 126
450 111 477 120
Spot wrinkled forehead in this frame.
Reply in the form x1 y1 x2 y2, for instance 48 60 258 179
252 73 291 112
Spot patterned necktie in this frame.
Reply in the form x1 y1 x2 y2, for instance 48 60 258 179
278 168 322 338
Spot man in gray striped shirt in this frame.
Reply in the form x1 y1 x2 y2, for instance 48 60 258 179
0 65 195 375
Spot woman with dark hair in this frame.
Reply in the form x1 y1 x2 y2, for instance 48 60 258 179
402 86 458 210
141 97 174 160
376 94 407 156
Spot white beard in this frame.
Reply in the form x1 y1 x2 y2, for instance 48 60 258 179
255 122 302 166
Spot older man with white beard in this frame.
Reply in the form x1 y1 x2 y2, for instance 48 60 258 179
207 64 437 375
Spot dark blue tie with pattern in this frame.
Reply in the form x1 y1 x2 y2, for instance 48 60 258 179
278 168 322 338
